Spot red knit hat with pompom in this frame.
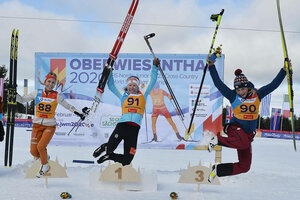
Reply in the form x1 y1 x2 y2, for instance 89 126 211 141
234 69 249 89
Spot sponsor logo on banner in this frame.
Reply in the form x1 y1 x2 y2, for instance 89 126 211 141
189 98 210 118
100 115 121 128
260 129 300 140
50 59 67 92
189 84 210 96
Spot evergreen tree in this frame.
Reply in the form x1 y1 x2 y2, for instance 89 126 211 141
27 100 35 116
1 65 8 115
0 65 8 78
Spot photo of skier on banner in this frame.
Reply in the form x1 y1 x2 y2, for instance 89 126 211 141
207 56 288 183
148 82 185 142
93 58 159 166
16 72 86 178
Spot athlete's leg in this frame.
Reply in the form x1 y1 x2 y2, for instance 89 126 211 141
106 123 125 153
36 125 56 165
217 124 252 150
30 124 43 159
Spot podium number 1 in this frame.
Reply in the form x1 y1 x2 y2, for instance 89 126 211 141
115 167 122 179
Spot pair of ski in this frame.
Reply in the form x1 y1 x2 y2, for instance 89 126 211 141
4 29 19 167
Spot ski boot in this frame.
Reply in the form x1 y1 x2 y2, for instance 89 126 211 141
93 143 107 158
97 153 112 164
36 162 50 178
208 136 218 152
208 164 217 183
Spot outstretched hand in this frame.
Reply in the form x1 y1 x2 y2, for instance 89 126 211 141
153 58 160 67
74 111 85 121
206 56 216 67
82 107 90 115
282 59 292 71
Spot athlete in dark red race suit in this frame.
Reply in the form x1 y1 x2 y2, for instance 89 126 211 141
207 57 288 182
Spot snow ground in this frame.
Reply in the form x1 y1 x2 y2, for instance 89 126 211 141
0 127 299 200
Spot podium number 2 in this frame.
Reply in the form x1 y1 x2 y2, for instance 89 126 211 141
115 167 122 179
195 170 204 182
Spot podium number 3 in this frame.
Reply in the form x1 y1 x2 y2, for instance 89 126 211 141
195 170 204 182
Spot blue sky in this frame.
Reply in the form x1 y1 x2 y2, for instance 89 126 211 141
0 0 299 115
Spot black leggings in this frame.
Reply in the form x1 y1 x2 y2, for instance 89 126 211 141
106 122 140 166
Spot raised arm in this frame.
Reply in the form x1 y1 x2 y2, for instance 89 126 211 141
107 72 124 100
257 68 286 99
57 94 80 113
141 61 159 98
57 94 86 120
16 90 37 103
209 65 236 102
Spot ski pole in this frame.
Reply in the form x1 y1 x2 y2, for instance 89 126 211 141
144 33 185 121
186 9 224 140
168 98 187 130
67 119 82 135
68 108 90 135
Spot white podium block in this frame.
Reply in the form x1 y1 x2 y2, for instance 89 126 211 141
25 156 67 188
178 161 220 192
90 162 157 191
99 162 140 182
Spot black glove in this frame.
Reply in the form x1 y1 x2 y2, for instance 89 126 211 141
153 58 160 67
74 111 85 121
82 107 90 115
0 134 4 142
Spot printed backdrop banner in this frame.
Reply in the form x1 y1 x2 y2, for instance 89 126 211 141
35 53 224 149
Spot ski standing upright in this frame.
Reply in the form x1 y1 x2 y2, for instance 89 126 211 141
84 0 139 124
4 29 19 167
276 0 296 151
